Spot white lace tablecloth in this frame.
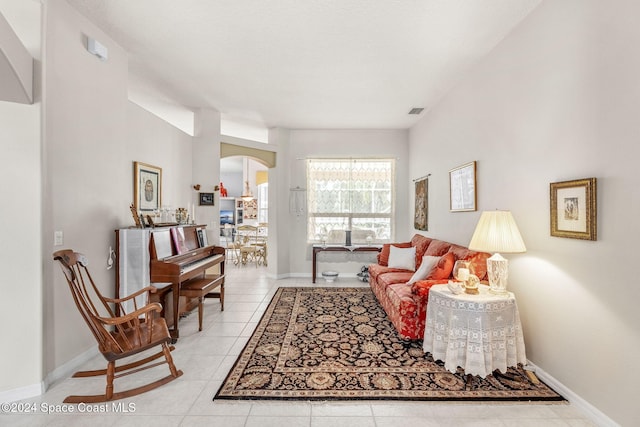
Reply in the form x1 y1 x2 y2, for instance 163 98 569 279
423 284 527 378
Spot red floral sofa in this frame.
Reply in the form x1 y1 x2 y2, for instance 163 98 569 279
369 234 490 340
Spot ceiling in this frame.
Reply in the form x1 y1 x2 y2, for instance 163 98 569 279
59 1 541 135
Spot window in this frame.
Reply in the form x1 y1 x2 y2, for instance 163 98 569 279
257 183 268 224
307 158 395 243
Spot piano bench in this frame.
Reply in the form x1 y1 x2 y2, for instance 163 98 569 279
180 274 225 331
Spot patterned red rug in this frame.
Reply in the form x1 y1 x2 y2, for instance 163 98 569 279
215 287 564 401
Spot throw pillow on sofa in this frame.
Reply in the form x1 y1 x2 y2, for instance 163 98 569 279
388 245 416 270
407 255 440 284
378 242 412 266
426 251 455 279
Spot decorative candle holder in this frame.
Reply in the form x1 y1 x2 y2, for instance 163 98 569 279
464 274 480 295
175 208 189 225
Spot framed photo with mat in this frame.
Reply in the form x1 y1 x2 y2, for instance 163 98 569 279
449 161 477 212
199 192 215 206
550 177 597 240
134 162 162 212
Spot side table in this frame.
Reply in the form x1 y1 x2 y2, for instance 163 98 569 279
423 284 527 378
311 244 381 283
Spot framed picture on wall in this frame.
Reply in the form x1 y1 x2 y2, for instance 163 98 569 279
199 192 215 206
550 177 597 240
414 176 428 231
449 161 477 212
134 161 162 212
243 198 258 219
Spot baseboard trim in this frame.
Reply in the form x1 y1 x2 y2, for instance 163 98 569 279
287 273 308 278
527 361 619 427
0 382 43 403
1 346 99 403
44 346 99 390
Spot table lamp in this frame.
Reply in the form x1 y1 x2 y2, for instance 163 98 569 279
468 210 526 294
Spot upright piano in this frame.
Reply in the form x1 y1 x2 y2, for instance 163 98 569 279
115 224 225 341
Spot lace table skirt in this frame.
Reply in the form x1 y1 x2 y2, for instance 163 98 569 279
423 284 527 378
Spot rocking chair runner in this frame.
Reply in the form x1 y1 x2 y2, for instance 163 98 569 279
53 250 183 403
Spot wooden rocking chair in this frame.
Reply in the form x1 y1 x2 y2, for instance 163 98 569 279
53 250 183 403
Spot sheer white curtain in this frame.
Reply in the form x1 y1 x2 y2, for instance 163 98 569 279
257 183 268 224
306 158 395 243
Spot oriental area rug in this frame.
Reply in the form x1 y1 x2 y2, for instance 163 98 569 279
215 287 563 402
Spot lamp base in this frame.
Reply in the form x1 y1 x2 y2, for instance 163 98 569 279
487 253 509 294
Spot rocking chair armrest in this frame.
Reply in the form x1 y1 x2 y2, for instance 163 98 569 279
97 302 163 326
102 286 159 304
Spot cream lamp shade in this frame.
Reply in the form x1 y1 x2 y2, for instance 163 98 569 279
468 210 526 294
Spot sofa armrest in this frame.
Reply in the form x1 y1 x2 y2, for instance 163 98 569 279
410 279 449 297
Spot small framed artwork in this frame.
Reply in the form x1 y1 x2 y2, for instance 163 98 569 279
199 192 215 206
414 176 428 231
134 162 162 212
550 177 597 240
449 161 477 212
243 198 257 219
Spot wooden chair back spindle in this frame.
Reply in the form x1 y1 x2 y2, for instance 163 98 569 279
53 249 183 403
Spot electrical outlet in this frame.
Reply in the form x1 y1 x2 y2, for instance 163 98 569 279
54 231 64 246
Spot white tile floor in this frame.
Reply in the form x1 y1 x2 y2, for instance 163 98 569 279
2 265 596 426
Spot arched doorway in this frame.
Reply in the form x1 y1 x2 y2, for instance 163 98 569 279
219 143 276 271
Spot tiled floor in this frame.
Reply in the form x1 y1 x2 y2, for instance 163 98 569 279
3 265 596 426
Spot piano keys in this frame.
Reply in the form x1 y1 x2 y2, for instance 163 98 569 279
115 225 225 342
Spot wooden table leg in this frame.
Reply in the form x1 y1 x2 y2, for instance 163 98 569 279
170 282 180 342
312 247 318 283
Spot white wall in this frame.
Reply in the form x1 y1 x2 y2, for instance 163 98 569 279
42 0 193 378
286 129 410 276
408 0 638 425
220 170 243 197
192 108 222 243
0 0 42 401
0 2 42 398
0 101 41 395
126 103 194 213
42 0 129 374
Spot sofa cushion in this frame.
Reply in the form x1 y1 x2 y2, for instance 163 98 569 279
368 263 411 282
426 251 455 280
377 242 412 266
378 271 415 288
388 245 416 270
407 255 440 284
447 245 490 281
424 239 453 257
410 278 450 297
410 234 432 268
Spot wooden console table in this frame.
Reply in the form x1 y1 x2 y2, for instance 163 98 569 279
312 244 382 283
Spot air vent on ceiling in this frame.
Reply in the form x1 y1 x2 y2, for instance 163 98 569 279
408 107 424 115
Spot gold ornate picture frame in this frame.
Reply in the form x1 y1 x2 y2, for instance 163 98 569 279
449 161 477 212
550 177 597 240
134 161 162 212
